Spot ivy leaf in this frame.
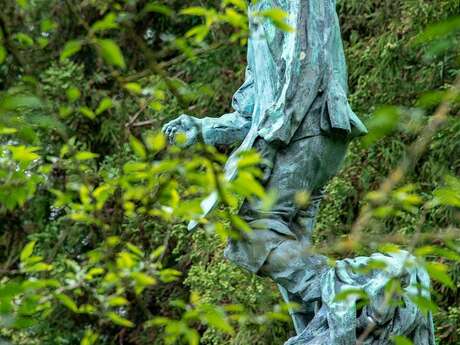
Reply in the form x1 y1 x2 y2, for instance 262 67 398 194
97 39 126 69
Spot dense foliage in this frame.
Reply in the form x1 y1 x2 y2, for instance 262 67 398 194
0 1 459 344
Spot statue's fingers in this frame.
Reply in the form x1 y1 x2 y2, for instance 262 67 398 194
165 125 177 137
168 128 178 144
161 123 170 133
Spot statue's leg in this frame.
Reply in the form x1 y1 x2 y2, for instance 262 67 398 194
224 134 348 333
278 284 316 334
277 191 324 334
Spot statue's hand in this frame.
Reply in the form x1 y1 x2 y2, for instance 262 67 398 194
162 114 202 147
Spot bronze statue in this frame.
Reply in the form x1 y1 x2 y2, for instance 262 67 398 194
163 1 435 344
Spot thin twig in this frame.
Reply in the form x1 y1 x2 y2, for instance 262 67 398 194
131 119 156 128
125 97 154 128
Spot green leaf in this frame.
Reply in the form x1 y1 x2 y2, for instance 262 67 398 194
131 272 157 286
84 267 105 280
237 151 261 168
106 312 135 328
0 45 7 64
75 151 99 161
130 136 147 159
146 132 166 152
150 246 165 260
185 25 210 42
393 336 414 345
91 12 118 32
433 176 460 207
416 16 460 43
126 243 144 257
13 33 34 46
0 95 43 110
37 37 49 48
97 39 126 69
233 172 265 198
159 268 181 283
107 296 129 307
40 19 58 33
8 145 40 162
180 7 211 16
20 241 37 262
363 106 401 147
25 262 53 272
334 288 369 303
0 126 17 134
60 40 83 61
95 97 113 115
116 252 135 269
257 8 294 32
426 262 454 289
203 307 234 334
184 329 199 345
81 329 99 345
143 3 173 16
258 8 288 21
16 0 29 9
409 294 438 315
124 82 142 94
79 106 95 119
66 87 81 102
56 294 79 312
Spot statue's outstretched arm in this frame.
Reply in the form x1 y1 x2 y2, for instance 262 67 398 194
163 66 254 147
201 66 255 146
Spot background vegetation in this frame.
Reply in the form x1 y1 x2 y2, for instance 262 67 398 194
0 0 459 344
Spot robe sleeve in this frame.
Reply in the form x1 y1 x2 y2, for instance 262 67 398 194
201 66 254 146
